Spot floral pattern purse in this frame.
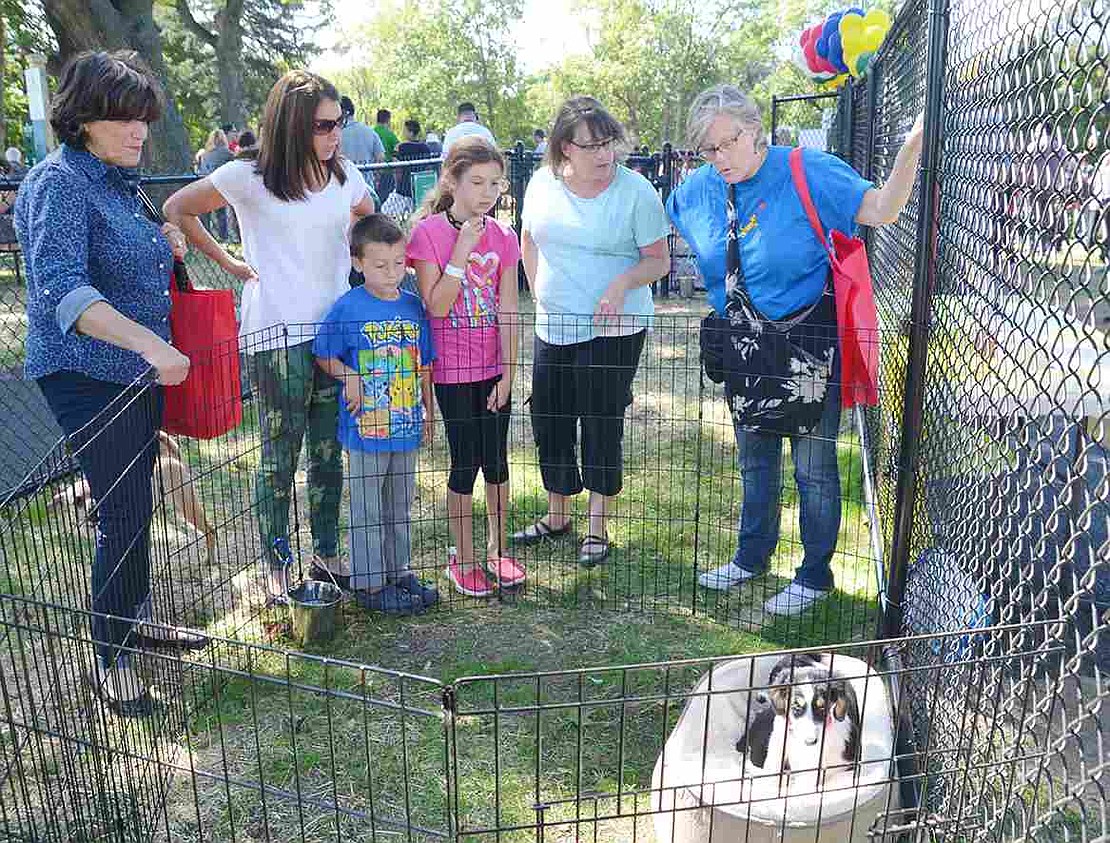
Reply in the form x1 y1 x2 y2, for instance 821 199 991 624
705 182 838 436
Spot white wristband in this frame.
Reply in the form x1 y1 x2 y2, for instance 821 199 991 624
444 263 465 280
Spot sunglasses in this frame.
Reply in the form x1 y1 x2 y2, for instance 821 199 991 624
312 115 349 135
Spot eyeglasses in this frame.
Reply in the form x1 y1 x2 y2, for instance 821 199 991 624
569 136 617 153
312 115 348 135
696 129 747 160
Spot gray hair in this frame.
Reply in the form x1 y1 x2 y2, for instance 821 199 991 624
686 85 766 154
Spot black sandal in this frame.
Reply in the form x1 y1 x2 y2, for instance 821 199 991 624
578 534 610 567
135 623 210 651
510 519 572 545
310 557 351 591
83 667 156 718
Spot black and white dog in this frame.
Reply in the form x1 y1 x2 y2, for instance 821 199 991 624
736 653 862 796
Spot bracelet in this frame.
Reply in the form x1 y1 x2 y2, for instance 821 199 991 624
443 263 465 280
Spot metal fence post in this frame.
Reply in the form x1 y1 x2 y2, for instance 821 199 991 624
882 0 951 640
511 141 529 291
511 141 526 241
659 143 674 298
771 97 780 145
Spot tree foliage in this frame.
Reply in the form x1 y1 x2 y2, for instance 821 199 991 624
538 0 822 147
332 0 532 146
2 0 849 170
161 0 328 139
2 0 56 149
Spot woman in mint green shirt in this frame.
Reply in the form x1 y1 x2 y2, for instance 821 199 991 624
514 96 670 566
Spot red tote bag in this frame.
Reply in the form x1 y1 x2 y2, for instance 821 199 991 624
789 147 880 409
162 264 242 438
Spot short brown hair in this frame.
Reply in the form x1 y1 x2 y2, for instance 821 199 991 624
253 70 347 202
50 51 164 149
351 214 405 256
545 96 628 173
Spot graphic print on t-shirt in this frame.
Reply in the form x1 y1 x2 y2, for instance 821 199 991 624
357 318 423 440
451 250 500 329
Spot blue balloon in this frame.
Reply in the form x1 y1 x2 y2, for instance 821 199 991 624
828 29 849 73
817 12 843 60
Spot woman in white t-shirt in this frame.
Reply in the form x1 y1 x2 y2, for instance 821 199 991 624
513 96 670 566
165 70 376 601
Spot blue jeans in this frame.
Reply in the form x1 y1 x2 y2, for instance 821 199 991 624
38 372 162 668
731 383 841 591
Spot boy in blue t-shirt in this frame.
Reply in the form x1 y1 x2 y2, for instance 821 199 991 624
314 215 438 615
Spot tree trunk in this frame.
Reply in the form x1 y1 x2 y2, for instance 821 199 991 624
41 0 192 172
214 0 246 128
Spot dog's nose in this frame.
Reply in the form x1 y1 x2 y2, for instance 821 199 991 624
804 735 819 746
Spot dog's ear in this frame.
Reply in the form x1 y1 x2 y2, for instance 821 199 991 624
832 691 847 721
741 707 776 768
829 680 860 724
770 685 791 716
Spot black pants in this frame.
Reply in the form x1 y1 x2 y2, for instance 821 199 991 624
434 377 511 494
529 331 645 497
38 372 162 669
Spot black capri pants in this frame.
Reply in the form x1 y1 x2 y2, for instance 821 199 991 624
435 376 512 495
529 330 646 498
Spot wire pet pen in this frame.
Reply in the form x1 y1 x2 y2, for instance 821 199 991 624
3 0 1109 830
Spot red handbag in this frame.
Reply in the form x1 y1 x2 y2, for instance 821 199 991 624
789 147 880 409
162 263 242 438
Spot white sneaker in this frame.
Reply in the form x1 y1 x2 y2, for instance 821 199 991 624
697 563 758 590
763 582 830 616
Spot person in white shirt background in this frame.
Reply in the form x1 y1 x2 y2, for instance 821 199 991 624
442 102 497 154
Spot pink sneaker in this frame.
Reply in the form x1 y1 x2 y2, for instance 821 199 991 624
447 561 496 597
486 556 526 587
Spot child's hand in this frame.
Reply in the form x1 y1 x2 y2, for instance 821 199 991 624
457 216 486 254
343 372 363 415
422 415 435 445
487 378 511 412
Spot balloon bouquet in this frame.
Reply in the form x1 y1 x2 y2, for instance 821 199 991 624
795 7 893 90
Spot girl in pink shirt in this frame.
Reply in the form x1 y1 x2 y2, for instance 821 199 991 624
407 137 523 597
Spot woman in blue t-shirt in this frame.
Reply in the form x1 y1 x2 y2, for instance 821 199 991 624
668 84 924 617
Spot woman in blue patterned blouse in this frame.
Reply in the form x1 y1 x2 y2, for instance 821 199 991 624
15 51 204 717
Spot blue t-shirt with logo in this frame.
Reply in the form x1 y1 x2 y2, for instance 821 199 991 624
313 287 435 452
666 147 872 319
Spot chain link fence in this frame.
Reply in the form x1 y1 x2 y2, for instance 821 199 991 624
828 0 1108 835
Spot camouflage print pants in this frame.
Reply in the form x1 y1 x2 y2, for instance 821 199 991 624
251 340 343 567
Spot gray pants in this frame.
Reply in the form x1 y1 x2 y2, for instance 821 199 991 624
348 448 418 592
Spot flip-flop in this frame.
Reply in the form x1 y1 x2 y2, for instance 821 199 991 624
578 534 610 567
510 519 572 545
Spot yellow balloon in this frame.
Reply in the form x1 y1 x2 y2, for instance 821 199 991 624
820 73 850 90
840 7 892 77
